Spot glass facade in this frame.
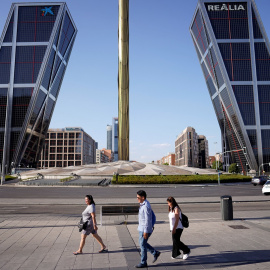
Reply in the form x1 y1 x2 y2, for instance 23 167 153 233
190 0 270 173
0 3 77 176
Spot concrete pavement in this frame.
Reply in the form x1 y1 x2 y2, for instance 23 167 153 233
1 196 270 269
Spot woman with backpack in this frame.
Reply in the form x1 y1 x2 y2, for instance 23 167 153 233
73 195 107 255
167 196 190 260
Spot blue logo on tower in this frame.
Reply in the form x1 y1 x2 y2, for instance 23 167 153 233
41 7 54 16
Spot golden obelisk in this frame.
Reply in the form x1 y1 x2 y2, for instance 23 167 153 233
118 0 129 160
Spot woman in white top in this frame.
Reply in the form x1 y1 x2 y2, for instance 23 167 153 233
73 195 106 255
167 196 190 260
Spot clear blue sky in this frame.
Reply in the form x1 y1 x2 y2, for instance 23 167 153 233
1 0 270 163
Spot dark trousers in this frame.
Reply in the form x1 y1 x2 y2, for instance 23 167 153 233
171 228 190 258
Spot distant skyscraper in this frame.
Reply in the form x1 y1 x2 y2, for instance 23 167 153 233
107 125 112 150
190 0 270 173
0 3 77 179
112 117 118 161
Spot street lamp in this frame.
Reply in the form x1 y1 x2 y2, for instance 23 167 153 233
214 142 217 170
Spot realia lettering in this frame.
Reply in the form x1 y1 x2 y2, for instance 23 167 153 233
207 4 245 11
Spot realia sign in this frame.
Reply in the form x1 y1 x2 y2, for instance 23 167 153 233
207 4 245 11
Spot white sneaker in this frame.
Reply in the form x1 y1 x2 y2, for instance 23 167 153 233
171 255 181 259
183 252 190 260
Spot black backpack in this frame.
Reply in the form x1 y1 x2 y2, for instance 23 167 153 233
180 213 189 228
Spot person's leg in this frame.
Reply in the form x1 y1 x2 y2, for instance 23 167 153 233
145 233 160 263
172 229 181 258
179 229 190 254
92 233 106 251
74 234 87 254
139 231 147 265
144 233 157 256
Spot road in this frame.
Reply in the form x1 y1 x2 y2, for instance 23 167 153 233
0 183 266 199
0 183 269 215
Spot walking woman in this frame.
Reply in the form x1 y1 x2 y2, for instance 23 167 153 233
167 196 190 260
73 195 107 255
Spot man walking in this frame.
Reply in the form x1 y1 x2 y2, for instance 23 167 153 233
135 190 160 268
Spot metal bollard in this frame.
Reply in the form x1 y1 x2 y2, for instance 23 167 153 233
220 195 233 220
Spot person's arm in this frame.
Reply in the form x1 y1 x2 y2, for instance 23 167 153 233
172 207 180 234
91 212 98 231
143 205 152 239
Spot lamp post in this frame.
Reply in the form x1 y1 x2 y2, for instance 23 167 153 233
214 142 217 170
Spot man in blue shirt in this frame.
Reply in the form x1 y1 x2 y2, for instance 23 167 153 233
135 190 160 268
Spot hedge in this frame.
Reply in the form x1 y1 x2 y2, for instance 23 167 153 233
5 175 17 181
111 174 251 185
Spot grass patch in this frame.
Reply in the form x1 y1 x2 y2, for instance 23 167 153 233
111 174 252 184
60 176 73 182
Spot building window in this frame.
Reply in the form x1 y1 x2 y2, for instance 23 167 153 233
50 133 56 139
69 140 74 145
49 161 55 167
50 140 56 146
57 140 63 146
57 133 63 139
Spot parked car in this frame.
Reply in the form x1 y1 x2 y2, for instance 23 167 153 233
251 176 268 186
262 180 270 195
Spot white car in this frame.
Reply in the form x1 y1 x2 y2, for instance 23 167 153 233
262 180 270 195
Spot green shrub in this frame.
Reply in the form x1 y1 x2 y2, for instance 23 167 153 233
211 160 223 170
60 176 73 182
111 174 251 185
229 163 240 173
5 175 17 181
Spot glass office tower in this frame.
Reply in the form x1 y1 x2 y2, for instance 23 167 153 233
190 0 270 173
0 3 77 175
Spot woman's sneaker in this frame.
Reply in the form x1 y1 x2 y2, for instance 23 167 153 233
171 255 181 259
183 251 190 260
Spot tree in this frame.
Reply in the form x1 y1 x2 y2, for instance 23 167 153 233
229 163 239 173
211 160 223 171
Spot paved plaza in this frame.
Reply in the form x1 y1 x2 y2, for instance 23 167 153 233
0 195 270 270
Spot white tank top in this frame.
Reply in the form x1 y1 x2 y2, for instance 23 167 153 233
168 207 183 230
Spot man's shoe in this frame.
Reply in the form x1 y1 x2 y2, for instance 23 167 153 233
152 251 161 263
135 263 147 268
183 251 190 260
